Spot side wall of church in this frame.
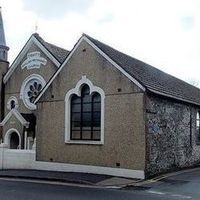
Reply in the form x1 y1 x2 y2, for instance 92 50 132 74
146 94 200 177
36 40 146 171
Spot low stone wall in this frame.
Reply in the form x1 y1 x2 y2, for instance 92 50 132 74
0 145 144 179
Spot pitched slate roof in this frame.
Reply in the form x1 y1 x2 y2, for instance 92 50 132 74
35 34 200 107
84 34 200 106
33 33 70 64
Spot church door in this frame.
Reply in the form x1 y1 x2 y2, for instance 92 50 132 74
10 132 20 149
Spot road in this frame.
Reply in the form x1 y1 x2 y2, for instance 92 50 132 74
0 178 180 200
1 168 200 199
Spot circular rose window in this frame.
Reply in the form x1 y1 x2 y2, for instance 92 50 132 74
20 74 46 110
27 82 43 103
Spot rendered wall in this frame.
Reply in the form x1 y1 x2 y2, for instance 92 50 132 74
36 40 146 172
0 147 144 179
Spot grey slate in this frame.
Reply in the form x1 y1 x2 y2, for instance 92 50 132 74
33 33 69 64
0 7 6 46
84 34 200 106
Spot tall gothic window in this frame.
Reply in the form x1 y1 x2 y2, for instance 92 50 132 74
70 84 101 141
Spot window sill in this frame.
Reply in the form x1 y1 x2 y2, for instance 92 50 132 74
65 140 104 145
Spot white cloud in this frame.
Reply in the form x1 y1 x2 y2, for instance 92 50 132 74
21 0 94 19
1 0 200 86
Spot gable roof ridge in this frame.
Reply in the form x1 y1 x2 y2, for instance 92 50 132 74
3 33 69 83
35 33 200 106
0 109 29 127
33 33 70 63
85 34 200 106
34 34 146 103
88 35 199 91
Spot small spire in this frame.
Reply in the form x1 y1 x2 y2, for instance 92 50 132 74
0 6 6 46
0 7 9 61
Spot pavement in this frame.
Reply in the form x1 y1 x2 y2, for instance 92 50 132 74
0 167 200 189
0 169 139 187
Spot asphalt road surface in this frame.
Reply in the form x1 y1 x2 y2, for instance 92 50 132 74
0 179 181 200
1 168 200 200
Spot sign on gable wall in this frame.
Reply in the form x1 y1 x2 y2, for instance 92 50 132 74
21 51 47 70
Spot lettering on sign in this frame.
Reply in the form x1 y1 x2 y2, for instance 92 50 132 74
21 51 47 70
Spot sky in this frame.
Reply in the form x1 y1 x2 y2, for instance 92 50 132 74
1 0 200 87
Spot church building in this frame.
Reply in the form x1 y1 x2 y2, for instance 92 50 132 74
0 8 200 179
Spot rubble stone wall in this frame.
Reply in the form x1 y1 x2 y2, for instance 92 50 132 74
146 94 200 177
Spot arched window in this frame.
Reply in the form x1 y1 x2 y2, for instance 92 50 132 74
10 100 16 109
20 74 46 110
65 76 105 144
7 96 18 110
71 85 101 141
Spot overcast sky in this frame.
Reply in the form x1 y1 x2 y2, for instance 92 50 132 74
1 0 200 87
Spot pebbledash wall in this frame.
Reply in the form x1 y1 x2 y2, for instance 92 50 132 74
146 94 200 177
35 40 146 178
0 147 144 179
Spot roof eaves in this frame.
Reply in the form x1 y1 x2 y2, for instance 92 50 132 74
148 87 200 107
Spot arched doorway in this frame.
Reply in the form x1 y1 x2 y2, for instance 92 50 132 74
4 129 21 149
10 132 20 149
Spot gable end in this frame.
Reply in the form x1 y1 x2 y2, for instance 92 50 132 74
35 35 146 103
3 35 61 84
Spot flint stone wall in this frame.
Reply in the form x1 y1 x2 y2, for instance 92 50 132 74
146 94 200 177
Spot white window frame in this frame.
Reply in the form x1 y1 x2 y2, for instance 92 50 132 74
20 74 46 110
7 96 19 110
65 76 105 145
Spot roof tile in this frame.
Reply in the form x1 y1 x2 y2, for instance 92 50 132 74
85 34 200 106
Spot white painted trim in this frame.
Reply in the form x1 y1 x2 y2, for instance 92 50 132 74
65 76 105 144
35 35 145 103
35 36 84 103
20 74 46 110
4 128 21 149
34 161 145 179
32 37 60 67
0 149 144 179
3 35 60 84
21 51 47 70
83 36 146 91
0 109 29 128
7 96 19 110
